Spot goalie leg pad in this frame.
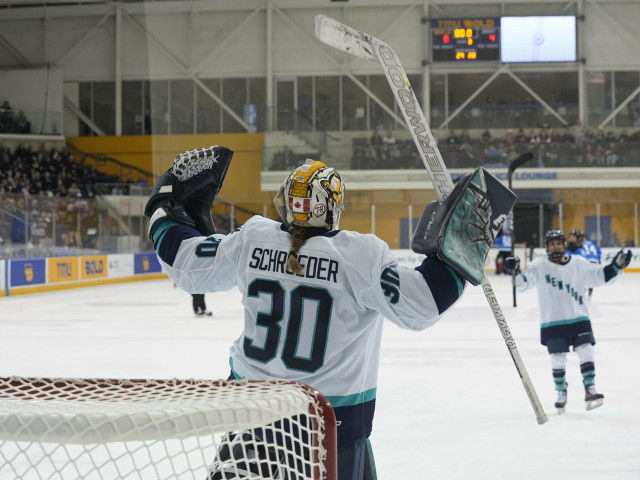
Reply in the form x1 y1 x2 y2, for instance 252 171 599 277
412 167 516 285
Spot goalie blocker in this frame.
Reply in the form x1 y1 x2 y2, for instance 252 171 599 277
144 146 234 236
412 167 517 286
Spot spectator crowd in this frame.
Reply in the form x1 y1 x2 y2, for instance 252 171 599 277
0 189 125 257
0 143 111 198
352 124 640 170
0 142 129 256
0 142 240 257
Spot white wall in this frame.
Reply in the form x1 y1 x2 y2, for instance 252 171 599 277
0 67 63 133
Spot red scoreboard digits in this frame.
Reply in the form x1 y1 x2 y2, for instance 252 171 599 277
431 18 500 62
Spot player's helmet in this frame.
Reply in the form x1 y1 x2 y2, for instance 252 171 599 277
569 229 585 241
274 159 345 230
545 229 566 246
566 228 584 252
545 229 566 261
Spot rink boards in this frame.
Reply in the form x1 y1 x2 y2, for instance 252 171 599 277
0 253 165 296
1 248 638 297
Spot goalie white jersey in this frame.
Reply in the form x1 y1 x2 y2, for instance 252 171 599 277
153 214 465 445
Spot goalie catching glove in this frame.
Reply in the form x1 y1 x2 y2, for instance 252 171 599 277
411 167 517 286
144 146 234 236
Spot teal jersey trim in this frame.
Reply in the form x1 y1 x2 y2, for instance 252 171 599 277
151 217 182 250
444 264 465 297
228 357 376 407
326 387 377 408
541 316 590 329
229 357 242 379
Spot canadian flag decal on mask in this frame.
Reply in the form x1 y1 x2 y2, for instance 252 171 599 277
289 196 311 213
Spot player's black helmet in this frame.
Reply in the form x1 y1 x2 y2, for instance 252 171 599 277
569 229 585 241
545 229 566 246
566 229 584 252
545 229 566 261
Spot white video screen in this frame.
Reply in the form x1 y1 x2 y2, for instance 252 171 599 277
500 16 576 63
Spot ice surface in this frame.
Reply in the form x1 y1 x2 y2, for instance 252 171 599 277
1 274 639 479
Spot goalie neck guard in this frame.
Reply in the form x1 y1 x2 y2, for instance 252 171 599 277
274 159 345 231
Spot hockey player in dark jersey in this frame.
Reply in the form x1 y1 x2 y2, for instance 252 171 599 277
506 229 631 413
145 147 515 479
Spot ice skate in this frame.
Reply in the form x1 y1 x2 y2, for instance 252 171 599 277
585 386 604 410
555 390 567 414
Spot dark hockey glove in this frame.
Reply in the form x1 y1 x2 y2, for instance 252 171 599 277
504 257 521 275
411 167 517 286
144 146 234 236
610 249 632 271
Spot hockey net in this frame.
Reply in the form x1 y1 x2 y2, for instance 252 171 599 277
0 376 337 480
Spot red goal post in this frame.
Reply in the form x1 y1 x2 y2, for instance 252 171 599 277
0 376 337 480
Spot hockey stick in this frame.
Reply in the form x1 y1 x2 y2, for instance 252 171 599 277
508 152 535 307
315 15 548 425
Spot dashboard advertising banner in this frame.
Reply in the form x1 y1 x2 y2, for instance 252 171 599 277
10 259 46 287
134 253 162 275
48 257 79 283
80 255 108 280
107 254 134 278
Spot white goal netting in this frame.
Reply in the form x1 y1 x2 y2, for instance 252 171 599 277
0 376 336 480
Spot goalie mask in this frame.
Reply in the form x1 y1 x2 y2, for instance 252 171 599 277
274 159 345 231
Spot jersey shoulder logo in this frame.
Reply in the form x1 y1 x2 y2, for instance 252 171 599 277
380 267 400 304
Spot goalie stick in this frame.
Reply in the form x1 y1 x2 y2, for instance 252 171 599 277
315 14 548 425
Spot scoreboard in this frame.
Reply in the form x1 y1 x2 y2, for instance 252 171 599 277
431 18 500 62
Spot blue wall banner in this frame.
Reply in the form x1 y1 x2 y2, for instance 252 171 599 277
10 258 46 287
134 253 162 274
